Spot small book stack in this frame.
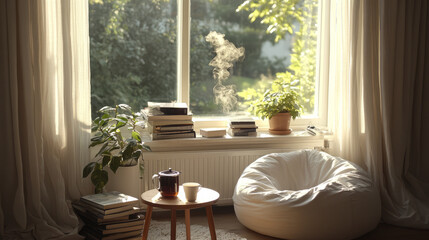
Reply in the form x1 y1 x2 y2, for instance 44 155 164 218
72 191 144 240
228 119 258 136
144 102 195 140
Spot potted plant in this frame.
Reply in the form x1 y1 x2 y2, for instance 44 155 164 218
246 77 302 135
83 104 151 193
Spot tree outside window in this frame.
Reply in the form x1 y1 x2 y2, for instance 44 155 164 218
89 0 318 119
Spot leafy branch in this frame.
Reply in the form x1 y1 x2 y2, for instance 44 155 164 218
237 0 318 115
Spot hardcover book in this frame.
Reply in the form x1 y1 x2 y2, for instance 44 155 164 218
228 128 258 136
80 191 138 210
87 224 143 235
91 207 141 220
80 226 142 240
200 128 226 138
158 107 188 115
147 115 193 121
229 128 257 133
228 124 258 129
147 102 188 115
72 202 131 224
152 131 196 140
148 120 194 127
154 124 194 132
229 119 256 125
79 201 135 215
102 218 145 230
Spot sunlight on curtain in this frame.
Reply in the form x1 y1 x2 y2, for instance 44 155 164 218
0 0 92 238
320 0 370 169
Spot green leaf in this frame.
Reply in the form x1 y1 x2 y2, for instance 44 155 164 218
99 106 116 113
132 149 142 160
93 117 101 125
136 144 150 151
91 169 108 188
95 141 110 158
115 120 127 129
90 135 103 142
91 125 99 132
122 140 136 160
83 162 96 178
115 129 124 147
110 156 122 173
89 137 107 148
131 131 142 142
118 104 132 112
102 155 111 167
101 113 110 119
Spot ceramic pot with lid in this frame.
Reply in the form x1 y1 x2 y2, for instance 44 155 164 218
152 168 180 197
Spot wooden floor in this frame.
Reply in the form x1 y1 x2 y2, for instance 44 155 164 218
151 205 429 240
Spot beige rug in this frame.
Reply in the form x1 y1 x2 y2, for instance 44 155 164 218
147 220 247 240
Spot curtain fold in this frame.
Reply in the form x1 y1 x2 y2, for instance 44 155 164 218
0 0 92 238
323 0 429 228
379 0 429 228
322 0 371 169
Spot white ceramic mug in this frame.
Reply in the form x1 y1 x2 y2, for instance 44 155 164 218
183 182 201 202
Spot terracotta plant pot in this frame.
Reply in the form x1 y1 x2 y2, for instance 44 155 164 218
269 112 292 135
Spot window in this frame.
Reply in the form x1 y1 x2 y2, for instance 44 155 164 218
89 0 324 127
89 0 177 118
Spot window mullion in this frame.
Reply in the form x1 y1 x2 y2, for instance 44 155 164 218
177 0 190 106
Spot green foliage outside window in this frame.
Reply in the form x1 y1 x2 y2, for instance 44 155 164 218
89 0 318 118
89 0 177 118
237 0 318 115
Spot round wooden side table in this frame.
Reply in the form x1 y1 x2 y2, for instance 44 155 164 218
141 186 220 240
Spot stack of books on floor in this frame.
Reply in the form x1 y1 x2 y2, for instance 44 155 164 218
72 191 144 240
228 119 258 136
144 102 195 140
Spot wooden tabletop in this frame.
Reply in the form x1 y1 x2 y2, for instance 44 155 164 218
141 186 219 210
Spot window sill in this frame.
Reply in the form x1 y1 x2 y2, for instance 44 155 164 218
192 116 326 132
142 130 324 152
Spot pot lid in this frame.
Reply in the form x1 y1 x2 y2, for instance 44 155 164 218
159 168 180 177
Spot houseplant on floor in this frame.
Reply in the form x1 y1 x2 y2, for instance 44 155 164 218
83 104 150 193
242 74 302 135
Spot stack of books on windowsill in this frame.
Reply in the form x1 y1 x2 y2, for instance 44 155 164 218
228 119 258 136
72 191 144 240
143 102 195 140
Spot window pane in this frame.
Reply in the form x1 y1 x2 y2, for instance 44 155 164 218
89 0 177 118
189 0 318 117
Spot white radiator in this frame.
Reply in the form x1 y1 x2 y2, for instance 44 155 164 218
143 147 313 205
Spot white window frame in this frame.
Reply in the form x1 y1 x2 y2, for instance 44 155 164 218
176 0 327 132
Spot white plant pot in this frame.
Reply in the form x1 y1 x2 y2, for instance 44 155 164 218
106 164 143 201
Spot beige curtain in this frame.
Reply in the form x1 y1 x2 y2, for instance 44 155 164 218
0 0 92 239
378 0 429 228
321 0 429 228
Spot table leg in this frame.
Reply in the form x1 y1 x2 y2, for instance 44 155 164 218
142 206 153 240
206 206 217 240
170 209 176 240
185 209 191 240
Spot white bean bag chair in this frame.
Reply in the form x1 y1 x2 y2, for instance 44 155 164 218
233 150 381 240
